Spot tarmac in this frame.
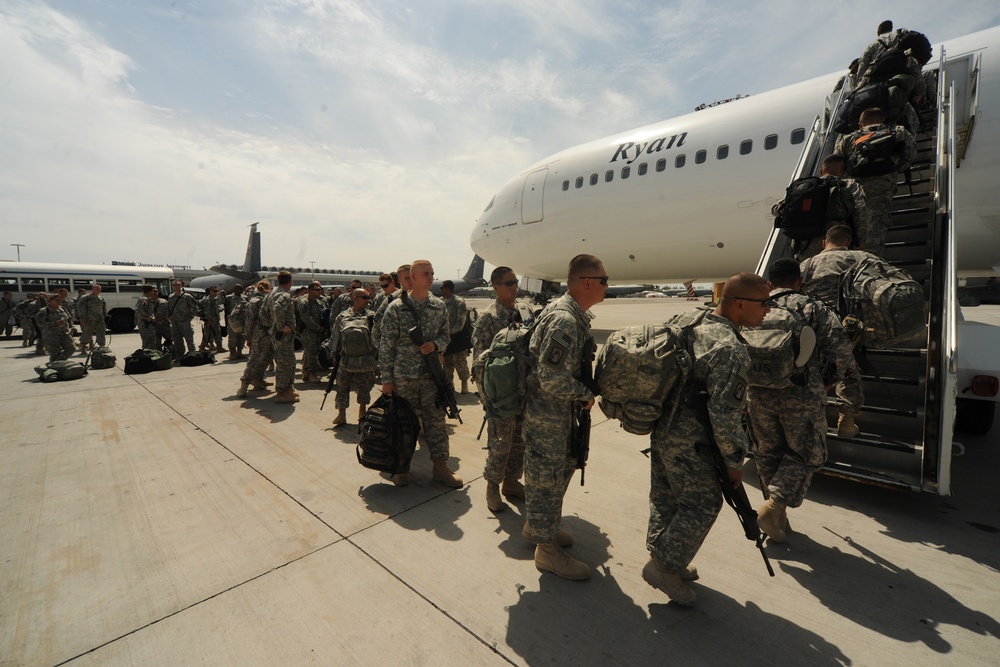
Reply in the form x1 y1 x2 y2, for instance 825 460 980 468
2 298 998 666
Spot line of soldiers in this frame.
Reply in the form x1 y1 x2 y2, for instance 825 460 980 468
5 285 109 361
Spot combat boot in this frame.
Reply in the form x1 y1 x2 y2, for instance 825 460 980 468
380 471 410 487
461 379 469 394
486 482 506 512
522 521 573 547
332 408 347 425
501 478 525 500
236 381 249 398
358 403 367 421
290 387 300 398
534 543 590 580
275 389 299 404
228 351 238 361
250 378 271 390
757 497 787 543
642 558 696 606
432 459 464 487
837 412 860 438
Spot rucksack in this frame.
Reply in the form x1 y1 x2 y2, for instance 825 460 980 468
228 299 248 334
35 360 88 381
847 128 899 178
179 351 216 366
834 82 890 134
88 346 117 370
124 348 172 374
865 48 910 83
595 310 706 435
356 393 421 474
840 255 927 348
776 177 832 240
445 309 476 355
895 29 932 66
340 315 374 358
741 293 818 389
475 323 535 419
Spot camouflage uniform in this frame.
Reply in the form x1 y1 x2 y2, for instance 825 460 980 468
35 303 75 362
330 308 377 410
647 310 749 571
296 296 326 378
199 294 224 351
855 33 924 132
835 124 917 258
76 293 107 348
442 293 471 386
167 291 199 359
747 291 863 508
263 288 297 393
523 294 596 544
799 247 875 313
371 292 398 350
240 293 273 384
379 293 451 461
330 292 353 322
16 299 36 347
794 177 868 262
0 295 15 337
371 289 395 315
224 292 246 355
134 296 164 350
30 296 47 353
473 298 534 486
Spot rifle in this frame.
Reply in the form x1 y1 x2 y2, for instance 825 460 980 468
407 324 462 423
571 405 592 485
693 391 775 577
320 355 341 411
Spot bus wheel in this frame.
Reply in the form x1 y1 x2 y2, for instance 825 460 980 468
108 311 136 333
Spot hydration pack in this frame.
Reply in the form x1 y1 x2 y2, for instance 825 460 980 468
847 128 899 178
474 323 535 420
595 310 705 435
88 346 117 370
357 393 421 474
741 293 817 389
35 360 88 382
840 255 927 348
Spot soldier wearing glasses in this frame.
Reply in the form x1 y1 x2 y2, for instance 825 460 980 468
297 281 327 383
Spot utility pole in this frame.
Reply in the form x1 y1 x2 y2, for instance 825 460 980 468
11 243 25 261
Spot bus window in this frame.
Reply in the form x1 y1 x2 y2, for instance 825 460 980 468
0 277 16 290
72 279 92 291
152 279 171 294
46 277 71 292
21 278 44 290
97 279 117 293
119 279 144 293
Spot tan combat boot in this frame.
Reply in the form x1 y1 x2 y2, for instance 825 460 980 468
534 543 590 580
251 377 273 388
522 521 573 547
432 459 464 487
380 471 411 486
275 389 298 404
486 482 506 512
502 478 525 500
642 558 697 606
757 497 787 543
837 412 860 438
236 381 249 398
332 408 347 425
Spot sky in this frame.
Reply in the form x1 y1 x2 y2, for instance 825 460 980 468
1 1 998 280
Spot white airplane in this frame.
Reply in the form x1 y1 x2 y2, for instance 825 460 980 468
470 26 1000 285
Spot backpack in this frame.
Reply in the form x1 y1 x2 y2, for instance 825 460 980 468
741 293 818 389
834 82 890 134
840 255 927 348
475 323 535 419
228 299 249 334
356 393 421 474
445 309 476 355
776 177 832 240
895 29 932 66
340 315 374 358
88 346 117 370
319 306 332 331
179 351 216 366
124 348 172 374
865 48 910 83
35 360 88 381
595 310 706 435
847 128 899 178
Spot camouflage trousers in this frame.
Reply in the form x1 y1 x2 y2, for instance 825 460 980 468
856 176 897 258
747 388 827 508
138 320 158 350
170 319 196 359
43 331 75 362
227 329 246 354
300 330 323 377
834 367 865 415
20 317 35 345
335 368 375 409
647 415 723 571
394 377 450 461
483 415 525 484
272 332 296 392
200 320 223 350
241 332 274 383
523 398 577 544
80 318 106 348
444 349 470 384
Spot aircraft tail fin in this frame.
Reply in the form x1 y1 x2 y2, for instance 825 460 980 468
244 222 261 273
462 255 486 286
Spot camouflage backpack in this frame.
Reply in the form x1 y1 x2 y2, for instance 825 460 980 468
340 314 374 358
741 292 817 389
88 346 117 370
474 323 535 420
35 360 88 382
228 299 249 334
840 256 927 348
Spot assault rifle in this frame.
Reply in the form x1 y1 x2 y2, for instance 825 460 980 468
572 405 592 485
406 324 462 423
320 354 341 411
693 391 775 577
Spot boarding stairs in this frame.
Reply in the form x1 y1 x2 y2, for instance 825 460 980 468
755 49 980 494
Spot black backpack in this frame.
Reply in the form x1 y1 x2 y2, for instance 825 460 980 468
179 351 216 366
847 128 899 178
834 82 890 134
356 393 421 474
776 177 832 240
896 29 932 66
124 349 155 374
865 48 910 83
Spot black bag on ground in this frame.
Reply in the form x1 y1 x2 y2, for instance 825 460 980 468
179 351 216 366
357 393 421 474
124 349 155 374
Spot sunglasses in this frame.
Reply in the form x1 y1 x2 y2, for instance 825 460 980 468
728 295 777 307
380 282 391 288
356 294 370 300
579 275 610 285
493 279 518 287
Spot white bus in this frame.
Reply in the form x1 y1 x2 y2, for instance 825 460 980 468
0 262 175 332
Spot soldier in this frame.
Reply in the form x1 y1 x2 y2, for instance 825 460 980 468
747 259 864 544
835 107 917 258
372 265 412 349
440 280 472 394
30 293 48 355
15 294 37 347
134 285 166 350
167 280 199 360
793 155 868 262
263 270 299 404
523 254 607 581
297 281 327 383
198 287 224 352
236 280 275 398
1 291 16 338
35 293 76 362
76 284 107 352
379 259 462 488
643 272 766 606
473 266 535 513
224 284 247 360
329 288 377 425
370 272 397 314
330 278 362 321
854 21 927 132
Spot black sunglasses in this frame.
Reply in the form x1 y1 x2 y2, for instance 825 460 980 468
357 294 370 300
493 279 518 287
727 295 777 307
579 275 610 285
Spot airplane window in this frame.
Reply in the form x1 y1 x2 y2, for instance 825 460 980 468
638 162 648 175
765 134 778 150
621 167 630 179
740 140 752 155
695 150 707 164
656 158 666 172
576 177 584 189
590 173 599 186
717 145 729 159
790 128 806 144
605 170 614 183
562 180 569 191
675 154 686 168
